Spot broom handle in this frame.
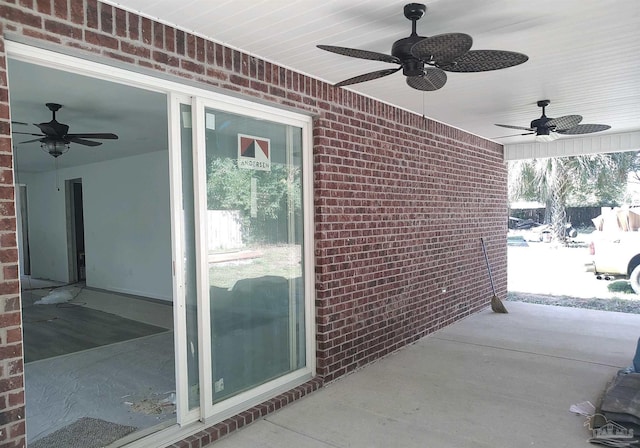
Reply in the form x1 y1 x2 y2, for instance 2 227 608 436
480 237 497 296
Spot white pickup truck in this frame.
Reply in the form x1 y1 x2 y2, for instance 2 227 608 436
585 232 640 294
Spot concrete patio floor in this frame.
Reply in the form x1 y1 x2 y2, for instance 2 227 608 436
209 301 640 447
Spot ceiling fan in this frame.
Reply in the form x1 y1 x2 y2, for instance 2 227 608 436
495 100 611 141
317 3 528 91
12 103 118 158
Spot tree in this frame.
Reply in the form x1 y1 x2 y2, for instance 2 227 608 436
509 151 639 242
207 157 301 244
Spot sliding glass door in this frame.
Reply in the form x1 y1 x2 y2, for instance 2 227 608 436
179 97 314 421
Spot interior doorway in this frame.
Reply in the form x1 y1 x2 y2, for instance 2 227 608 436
66 178 85 282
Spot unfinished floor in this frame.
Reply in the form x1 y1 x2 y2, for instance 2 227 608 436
209 301 640 448
21 279 175 445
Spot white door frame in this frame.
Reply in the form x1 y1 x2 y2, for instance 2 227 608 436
191 96 316 424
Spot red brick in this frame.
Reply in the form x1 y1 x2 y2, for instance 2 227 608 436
127 11 139 40
153 21 163 49
0 279 18 296
181 60 204 74
175 29 185 56
164 27 175 53
84 30 118 49
69 0 83 24
44 19 83 39
84 0 99 29
121 42 150 58
36 0 51 15
0 5 42 28
186 34 195 59
22 27 62 44
114 7 126 37
141 17 152 45
0 375 23 395
3 265 19 281
0 311 20 327
53 0 68 19
5 327 22 344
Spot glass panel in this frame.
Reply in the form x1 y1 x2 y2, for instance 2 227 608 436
180 103 200 409
203 108 305 402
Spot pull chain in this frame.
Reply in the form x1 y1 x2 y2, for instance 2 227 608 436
55 157 60 191
422 91 427 129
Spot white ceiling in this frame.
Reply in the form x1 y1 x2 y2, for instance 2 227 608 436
105 0 640 143
8 0 640 172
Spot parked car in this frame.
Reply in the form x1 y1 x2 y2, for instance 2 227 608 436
585 231 640 294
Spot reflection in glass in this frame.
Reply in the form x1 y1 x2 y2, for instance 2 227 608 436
180 104 200 409
204 109 305 402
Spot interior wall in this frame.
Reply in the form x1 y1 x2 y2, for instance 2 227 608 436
14 171 70 282
17 150 172 300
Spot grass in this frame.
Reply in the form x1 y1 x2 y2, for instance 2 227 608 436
507 291 640 314
209 245 302 289
607 280 635 294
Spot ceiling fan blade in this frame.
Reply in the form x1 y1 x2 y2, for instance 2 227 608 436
334 67 401 87
495 124 535 131
12 131 46 137
11 120 29 126
439 50 529 72
556 124 611 135
18 138 46 144
406 68 448 91
546 115 582 130
68 137 103 147
493 132 536 138
317 45 400 64
410 33 473 64
67 133 119 140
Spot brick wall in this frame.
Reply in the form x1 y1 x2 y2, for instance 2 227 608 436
0 1 507 447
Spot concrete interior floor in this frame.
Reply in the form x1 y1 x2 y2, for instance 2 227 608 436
210 301 640 448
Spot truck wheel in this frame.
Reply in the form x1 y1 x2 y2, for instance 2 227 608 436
630 264 640 295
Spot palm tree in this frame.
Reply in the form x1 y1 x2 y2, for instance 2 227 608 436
509 151 639 242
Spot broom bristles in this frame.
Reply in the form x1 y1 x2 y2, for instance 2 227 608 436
491 295 508 313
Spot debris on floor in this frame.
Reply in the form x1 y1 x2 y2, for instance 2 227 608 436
34 289 74 305
124 390 176 417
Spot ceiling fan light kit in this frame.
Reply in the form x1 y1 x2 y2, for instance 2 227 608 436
495 99 611 141
317 3 528 91
535 133 558 143
42 140 70 158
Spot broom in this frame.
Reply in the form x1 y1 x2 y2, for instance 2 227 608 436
480 237 508 314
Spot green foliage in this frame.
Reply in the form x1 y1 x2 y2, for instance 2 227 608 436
207 158 301 244
607 280 634 294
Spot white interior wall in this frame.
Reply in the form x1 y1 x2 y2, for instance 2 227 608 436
17 171 69 282
19 150 172 301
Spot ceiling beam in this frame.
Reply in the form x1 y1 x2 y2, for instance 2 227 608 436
504 131 640 161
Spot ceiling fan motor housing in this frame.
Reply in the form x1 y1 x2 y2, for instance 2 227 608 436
530 117 552 133
392 36 426 77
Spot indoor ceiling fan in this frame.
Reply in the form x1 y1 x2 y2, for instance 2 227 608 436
495 100 611 141
12 103 118 158
317 3 528 91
